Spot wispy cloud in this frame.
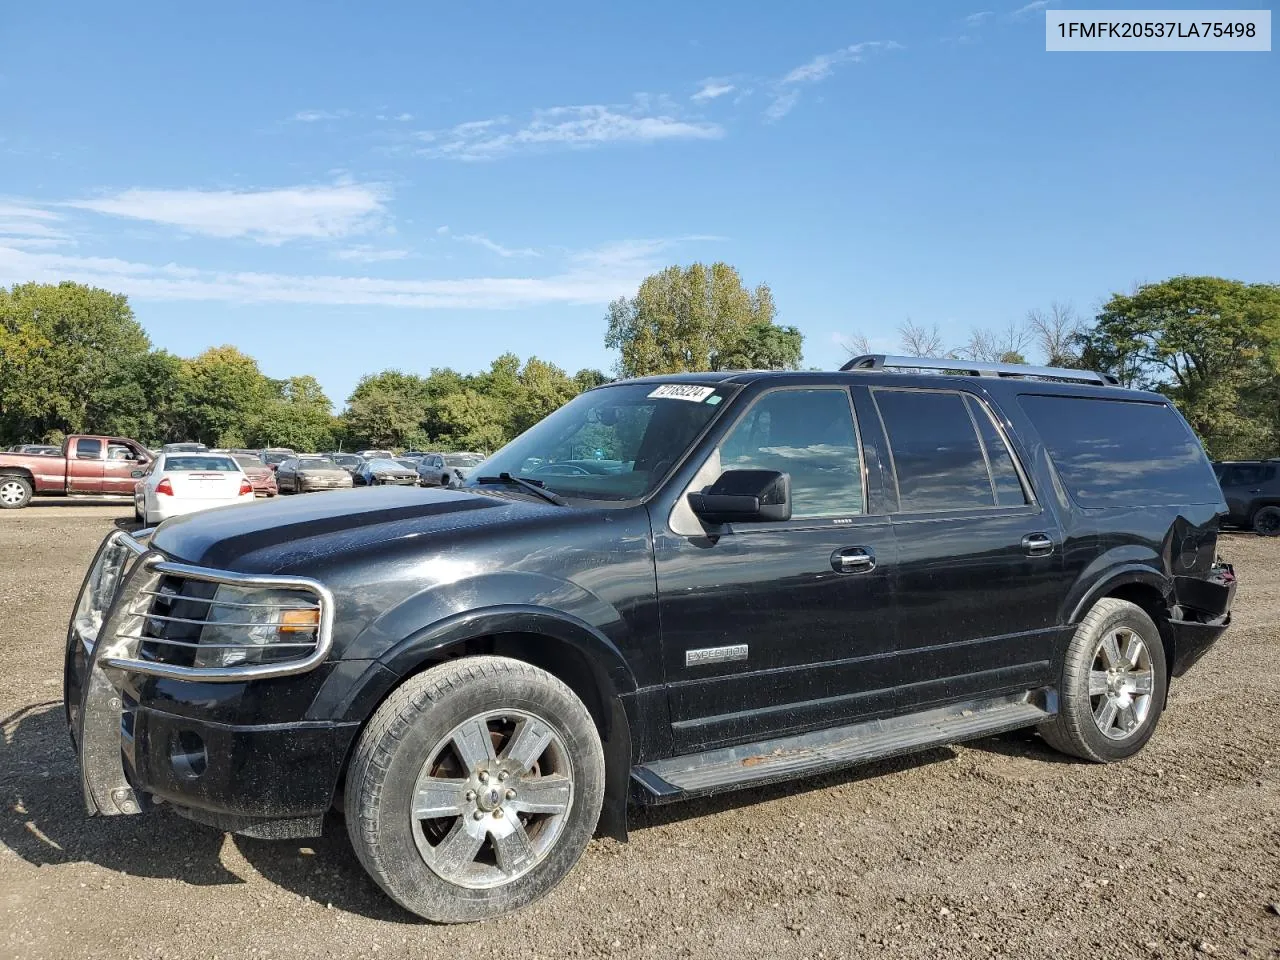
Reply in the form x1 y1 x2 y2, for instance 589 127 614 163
330 245 410 263
765 42 898 121
691 80 735 102
293 109 351 123
66 183 389 245
0 201 73 248
1011 0 1054 17
965 11 994 25
416 101 724 161
457 234 540 258
0 236 704 310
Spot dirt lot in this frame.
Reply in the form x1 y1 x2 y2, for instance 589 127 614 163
1 508 1277 960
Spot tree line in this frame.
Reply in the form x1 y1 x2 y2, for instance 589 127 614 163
2 270 1277 460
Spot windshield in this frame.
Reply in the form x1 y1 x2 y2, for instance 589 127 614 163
368 458 408 471
233 455 262 469
164 455 239 472
332 454 361 466
297 457 337 468
465 381 735 501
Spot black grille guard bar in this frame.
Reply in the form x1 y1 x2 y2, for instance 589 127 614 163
73 530 335 817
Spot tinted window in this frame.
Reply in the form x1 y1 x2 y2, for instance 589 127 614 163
964 396 1029 506
1018 395 1221 507
874 390 994 511
718 388 863 519
76 439 103 459
1221 463 1272 487
162 456 239 472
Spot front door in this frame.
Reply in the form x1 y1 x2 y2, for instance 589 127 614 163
868 386 1065 709
654 385 899 754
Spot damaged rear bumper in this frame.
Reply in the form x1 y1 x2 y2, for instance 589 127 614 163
1168 561 1236 677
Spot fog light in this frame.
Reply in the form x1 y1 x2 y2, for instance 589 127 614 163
170 730 207 779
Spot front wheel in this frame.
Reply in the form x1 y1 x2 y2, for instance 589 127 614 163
0 475 33 509
1253 505 1280 537
1038 598 1167 762
345 656 605 923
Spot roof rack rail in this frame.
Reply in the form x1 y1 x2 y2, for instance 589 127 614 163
840 354 1120 386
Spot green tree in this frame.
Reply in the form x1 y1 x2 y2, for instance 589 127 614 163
604 263 800 376
252 375 337 451
1079 276 1280 458
173 346 276 447
0 282 151 444
343 370 431 449
432 389 508 452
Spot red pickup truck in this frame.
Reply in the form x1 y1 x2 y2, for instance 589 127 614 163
0 435 152 509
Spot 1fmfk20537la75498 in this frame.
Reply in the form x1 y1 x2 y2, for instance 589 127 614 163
64 355 1236 922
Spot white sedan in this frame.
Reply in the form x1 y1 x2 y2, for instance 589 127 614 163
134 453 256 526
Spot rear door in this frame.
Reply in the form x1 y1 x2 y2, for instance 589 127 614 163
66 438 105 493
1220 463 1272 523
868 386 1065 710
654 384 899 753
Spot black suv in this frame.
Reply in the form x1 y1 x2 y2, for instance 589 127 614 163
65 355 1235 922
1213 459 1280 535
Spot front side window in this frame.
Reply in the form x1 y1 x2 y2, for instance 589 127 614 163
874 389 998 512
717 388 864 519
469 382 734 501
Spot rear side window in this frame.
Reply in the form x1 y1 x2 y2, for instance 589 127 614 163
1221 463 1274 486
874 389 1022 512
964 396 1029 506
1018 395 1221 507
76 439 102 459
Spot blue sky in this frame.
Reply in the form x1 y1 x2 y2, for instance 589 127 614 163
1 0 1275 405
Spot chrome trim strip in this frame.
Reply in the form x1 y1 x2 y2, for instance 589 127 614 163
685 644 749 667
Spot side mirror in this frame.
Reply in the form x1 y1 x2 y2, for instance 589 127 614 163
130 470 144 479
688 469 791 525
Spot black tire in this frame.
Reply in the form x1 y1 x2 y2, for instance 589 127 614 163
1038 597 1167 762
345 656 605 923
1252 505 1280 537
0 475 33 509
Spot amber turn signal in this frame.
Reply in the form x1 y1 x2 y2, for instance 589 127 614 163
278 608 320 633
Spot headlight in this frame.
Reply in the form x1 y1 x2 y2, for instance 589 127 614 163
192 584 322 669
73 535 136 645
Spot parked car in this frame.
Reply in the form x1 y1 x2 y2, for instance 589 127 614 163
231 454 279 498
7 444 61 456
417 451 485 487
276 455 354 494
132 452 255 526
65 355 1235 923
355 449 396 461
259 448 297 472
356 457 420 487
1213 459 1280 535
0 434 151 509
160 442 209 453
400 450 431 460
322 452 365 478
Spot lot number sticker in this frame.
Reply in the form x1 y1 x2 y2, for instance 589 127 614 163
648 384 716 402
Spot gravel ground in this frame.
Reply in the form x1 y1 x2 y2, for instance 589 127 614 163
1 510 1277 959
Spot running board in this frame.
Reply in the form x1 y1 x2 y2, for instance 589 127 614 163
631 689 1056 803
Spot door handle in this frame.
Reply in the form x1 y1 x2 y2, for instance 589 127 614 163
1021 533 1054 557
1249 488 1263 494
831 547 875 574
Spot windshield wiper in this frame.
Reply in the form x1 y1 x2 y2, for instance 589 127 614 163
474 472 567 506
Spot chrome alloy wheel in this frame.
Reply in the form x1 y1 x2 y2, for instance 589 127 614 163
0 479 27 506
411 709 574 890
1089 627 1156 740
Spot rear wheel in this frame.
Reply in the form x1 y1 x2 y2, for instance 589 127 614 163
1252 505 1280 537
0 475 33 509
345 656 604 922
1039 598 1167 762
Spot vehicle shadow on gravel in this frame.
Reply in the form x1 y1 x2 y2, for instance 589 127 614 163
0 702 242 886
0 701 427 922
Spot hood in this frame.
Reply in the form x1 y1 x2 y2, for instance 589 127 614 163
148 485 555 573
